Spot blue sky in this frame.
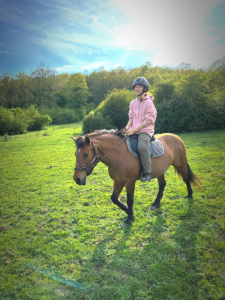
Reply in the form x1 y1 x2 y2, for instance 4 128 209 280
0 0 225 75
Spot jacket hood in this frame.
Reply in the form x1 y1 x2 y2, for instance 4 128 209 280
140 94 154 102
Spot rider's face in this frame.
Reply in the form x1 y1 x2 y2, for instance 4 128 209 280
134 85 144 95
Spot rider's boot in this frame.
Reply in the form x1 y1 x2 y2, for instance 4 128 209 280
140 172 151 182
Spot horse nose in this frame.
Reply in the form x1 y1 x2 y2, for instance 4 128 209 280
76 178 81 185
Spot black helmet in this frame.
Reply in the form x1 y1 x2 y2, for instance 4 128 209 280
133 77 149 92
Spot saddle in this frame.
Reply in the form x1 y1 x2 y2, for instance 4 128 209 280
126 134 164 179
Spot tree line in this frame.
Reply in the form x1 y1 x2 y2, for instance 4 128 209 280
0 58 225 135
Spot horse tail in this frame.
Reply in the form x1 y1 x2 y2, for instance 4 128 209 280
187 163 202 187
175 163 202 187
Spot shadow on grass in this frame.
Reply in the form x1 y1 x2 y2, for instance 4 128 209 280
18 194 222 300
64 225 133 299
63 197 209 300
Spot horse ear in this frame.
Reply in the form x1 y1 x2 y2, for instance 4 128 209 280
71 137 77 142
85 136 90 144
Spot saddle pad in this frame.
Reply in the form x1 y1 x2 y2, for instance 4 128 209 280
126 135 164 158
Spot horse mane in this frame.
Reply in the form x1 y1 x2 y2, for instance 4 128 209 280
89 129 125 138
75 129 125 149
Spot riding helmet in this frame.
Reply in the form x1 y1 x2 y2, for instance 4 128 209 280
133 77 149 92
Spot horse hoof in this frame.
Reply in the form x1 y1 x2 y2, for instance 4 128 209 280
149 205 157 210
121 222 130 228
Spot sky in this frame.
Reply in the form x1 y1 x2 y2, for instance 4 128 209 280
0 0 225 75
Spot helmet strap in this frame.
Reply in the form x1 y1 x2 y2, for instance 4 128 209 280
137 86 146 97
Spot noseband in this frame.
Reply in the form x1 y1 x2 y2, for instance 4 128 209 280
74 134 127 176
75 140 99 176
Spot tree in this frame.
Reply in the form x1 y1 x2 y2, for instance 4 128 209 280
0 75 19 108
16 72 34 108
30 62 57 108
55 73 70 90
0 75 11 107
155 81 175 104
86 67 130 106
208 56 225 72
63 73 91 109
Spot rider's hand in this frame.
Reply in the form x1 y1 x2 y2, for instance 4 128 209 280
126 128 135 136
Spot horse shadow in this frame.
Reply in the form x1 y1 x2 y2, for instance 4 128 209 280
66 197 206 299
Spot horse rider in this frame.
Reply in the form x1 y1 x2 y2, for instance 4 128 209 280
125 77 157 182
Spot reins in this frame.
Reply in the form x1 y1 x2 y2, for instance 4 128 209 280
99 135 127 162
75 129 127 176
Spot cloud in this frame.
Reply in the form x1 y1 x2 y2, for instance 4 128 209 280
0 0 225 74
216 37 225 44
80 61 110 70
56 60 112 73
55 65 77 73
205 0 225 38
113 0 225 68
0 0 124 46
113 62 124 68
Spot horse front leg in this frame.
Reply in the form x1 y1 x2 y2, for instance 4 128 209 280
121 181 135 228
111 180 128 214
150 174 166 210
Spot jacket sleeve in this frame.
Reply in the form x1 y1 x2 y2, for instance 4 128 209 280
128 101 133 120
143 101 157 126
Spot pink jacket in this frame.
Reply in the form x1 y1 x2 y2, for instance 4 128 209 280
128 94 157 136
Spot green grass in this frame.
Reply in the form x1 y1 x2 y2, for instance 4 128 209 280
0 124 225 300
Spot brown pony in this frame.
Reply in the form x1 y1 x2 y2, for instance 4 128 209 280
72 130 200 227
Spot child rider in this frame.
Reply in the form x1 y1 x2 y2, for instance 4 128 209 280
125 77 157 182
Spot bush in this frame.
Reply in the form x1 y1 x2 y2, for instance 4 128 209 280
39 107 80 124
82 111 115 134
155 90 225 134
83 89 134 134
208 88 225 129
0 106 52 135
26 105 52 131
0 106 28 135
85 103 96 115
154 72 225 133
96 89 134 128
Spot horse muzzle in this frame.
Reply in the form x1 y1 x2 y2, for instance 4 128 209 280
74 176 86 186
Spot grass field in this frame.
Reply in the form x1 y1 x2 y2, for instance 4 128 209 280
0 124 225 300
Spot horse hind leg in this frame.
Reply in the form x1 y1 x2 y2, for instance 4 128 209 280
150 174 166 210
175 164 193 199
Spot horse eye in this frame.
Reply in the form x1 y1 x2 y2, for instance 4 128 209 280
84 153 88 158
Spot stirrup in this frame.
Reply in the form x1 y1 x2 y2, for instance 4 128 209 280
140 172 151 182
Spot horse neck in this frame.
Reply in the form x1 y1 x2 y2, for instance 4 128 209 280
91 135 122 166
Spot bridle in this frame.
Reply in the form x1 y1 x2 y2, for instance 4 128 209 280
75 140 100 176
74 134 127 176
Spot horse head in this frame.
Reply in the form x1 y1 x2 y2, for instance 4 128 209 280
72 135 98 185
